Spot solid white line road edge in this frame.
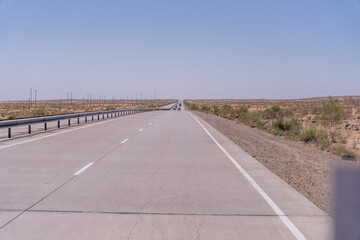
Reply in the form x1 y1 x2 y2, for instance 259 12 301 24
74 162 94 176
188 112 307 240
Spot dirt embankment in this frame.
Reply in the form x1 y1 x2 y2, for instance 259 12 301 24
193 111 357 213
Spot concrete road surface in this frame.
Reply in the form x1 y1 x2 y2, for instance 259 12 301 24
0 109 331 239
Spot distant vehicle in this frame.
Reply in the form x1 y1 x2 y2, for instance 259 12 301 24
177 107 181 111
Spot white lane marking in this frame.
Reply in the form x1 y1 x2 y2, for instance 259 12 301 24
189 112 307 240
0 114 135 151
120 138 129 144
74 162 94 176
154 119 158 121
138 128 144 132
148 123 152 125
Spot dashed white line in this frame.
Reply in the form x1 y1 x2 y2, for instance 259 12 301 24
188 112 307 240
120 138 129 144
74 162 94 176
139 128 144 132
148 123 152 125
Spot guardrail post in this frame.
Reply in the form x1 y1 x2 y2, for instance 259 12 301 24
85 116 87 123
28 125 31 134
58 121 60 128
103 114 104 119
77 117 80 124
92 115 94 121
68 119 71 126
8 128 11 138
98 114 100 120
44 122 47 131
107 113 109 118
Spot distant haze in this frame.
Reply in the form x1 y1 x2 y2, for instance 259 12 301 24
0 1 359 100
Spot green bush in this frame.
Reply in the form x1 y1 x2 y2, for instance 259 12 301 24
252 115 267 128
332 146 357 158
273 119 291 131
190 104 199 111
317 97 345 143
299 127 317 142
220 105 236 119
263 105 283 119
201 105 211 112
212 105 220 115
31 108 47 117
273 130 283 136
272 118 301 134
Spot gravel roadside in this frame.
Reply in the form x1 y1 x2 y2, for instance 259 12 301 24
192 110 354 213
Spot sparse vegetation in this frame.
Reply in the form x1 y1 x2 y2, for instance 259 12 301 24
317 97 345 144
332 146 357 160
185 96 359 160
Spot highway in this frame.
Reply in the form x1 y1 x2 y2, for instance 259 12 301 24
0 108 331 239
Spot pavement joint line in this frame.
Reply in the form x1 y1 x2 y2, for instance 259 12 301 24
13 209 299 217
73 162 94 176
188 111 307 240
0 114 136 151
0 176 75 230
0 209 330 217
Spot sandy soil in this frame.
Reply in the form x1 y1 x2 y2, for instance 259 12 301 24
193 111 358 213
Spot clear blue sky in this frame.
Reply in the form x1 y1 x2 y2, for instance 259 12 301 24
0 0 359 100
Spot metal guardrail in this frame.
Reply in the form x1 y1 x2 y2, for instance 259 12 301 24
0 106 173 138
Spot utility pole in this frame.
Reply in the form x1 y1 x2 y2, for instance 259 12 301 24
155 90 157 108
34 89 37 107
30 88 32 107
